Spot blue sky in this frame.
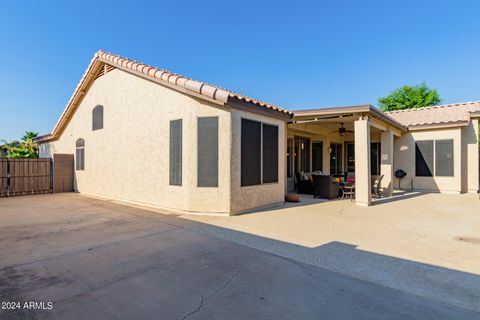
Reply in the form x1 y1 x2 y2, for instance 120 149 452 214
1 0 479 141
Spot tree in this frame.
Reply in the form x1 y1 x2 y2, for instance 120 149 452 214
1 131 39 158
378 83 441 112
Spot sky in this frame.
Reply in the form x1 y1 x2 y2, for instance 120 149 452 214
1 0 479 141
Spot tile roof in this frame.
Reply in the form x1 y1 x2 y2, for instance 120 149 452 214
97 51 292 116
385 101 480 129
44 50 292 142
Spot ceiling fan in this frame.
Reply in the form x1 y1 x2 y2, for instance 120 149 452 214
331 123 353 136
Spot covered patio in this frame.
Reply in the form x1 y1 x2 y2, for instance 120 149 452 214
286 105 407 206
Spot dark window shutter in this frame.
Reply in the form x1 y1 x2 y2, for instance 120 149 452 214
92 105 104 131
262 124 278 183
170 119 182 186
415 140 433 177
435 140 454 176
198 117 219 187
241 119 261 186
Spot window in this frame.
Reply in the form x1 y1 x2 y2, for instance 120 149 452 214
241 119 261 186
415 140 434 177
287 138 293 178
345 142 381 175
312 142 323 172
169 119 182 186
435 140 454 176
241 119 279 186
75 138 85 171
262 124 279 183
92 105 104 131
330 143 342 175
294 137 310 173
198 117 218 187
346 143 355 173
370 142 381 176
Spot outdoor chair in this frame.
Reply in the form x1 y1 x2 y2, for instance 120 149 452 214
341 183 355 201
371 175 384 199
295 172 314 195
312 175 340 200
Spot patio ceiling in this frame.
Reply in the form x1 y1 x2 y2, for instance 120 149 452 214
291 105 407 137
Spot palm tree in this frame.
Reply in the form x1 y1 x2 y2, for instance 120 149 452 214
22 131 39 142
1 132 39 158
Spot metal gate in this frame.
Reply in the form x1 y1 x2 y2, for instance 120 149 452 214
0 158 53 197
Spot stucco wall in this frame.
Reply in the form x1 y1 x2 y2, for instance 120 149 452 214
394 128 462 193
461 119 479 193
41 69 232 214
230 109 287 213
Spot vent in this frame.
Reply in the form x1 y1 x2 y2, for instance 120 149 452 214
94 63 116 80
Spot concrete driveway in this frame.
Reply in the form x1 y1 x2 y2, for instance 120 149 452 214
1 194 479 319
184 192 480 314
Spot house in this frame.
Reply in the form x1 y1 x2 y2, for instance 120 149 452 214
36 51 480 214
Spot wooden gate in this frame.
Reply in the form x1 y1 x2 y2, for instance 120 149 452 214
0 158 53 197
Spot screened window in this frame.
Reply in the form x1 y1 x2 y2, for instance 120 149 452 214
241 119 261 186
435 140 454 176
75 138 85 171
415 140 433 177
262 124 279 183
312 142 323 172
241 119 279 186
169 119 182 186
198 117 218 187
92 105 104 131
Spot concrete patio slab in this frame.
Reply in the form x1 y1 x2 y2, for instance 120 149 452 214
182 192 480 313
1 194 479 319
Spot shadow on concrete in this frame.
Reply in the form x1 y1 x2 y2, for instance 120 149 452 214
1 193 479 319
172 213 480 314
372 190 425 205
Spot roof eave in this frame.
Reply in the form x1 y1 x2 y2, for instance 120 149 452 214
407 121 470 131
292 105 407 132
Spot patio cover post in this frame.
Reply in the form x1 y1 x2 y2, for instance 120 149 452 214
381 130 394 196
354 117 371 206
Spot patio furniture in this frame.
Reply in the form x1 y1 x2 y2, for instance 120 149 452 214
371 175 384 199
312 175 340 199
295 172 314 194
341 184 355 201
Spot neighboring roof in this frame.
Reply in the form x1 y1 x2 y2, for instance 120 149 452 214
292 105 408 132
39 50 292 142
386 101 480 130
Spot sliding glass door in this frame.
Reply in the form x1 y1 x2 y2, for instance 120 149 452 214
330 143 343 175
294 137 310 173
344 142 381 175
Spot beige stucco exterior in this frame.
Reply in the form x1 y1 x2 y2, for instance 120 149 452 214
286 112 479 203
39 68 288 215
462 119 479 193
37 54 479 212
394 128 463 193
230 109 286 213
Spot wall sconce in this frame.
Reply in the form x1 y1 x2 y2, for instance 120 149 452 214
328 148 332 154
